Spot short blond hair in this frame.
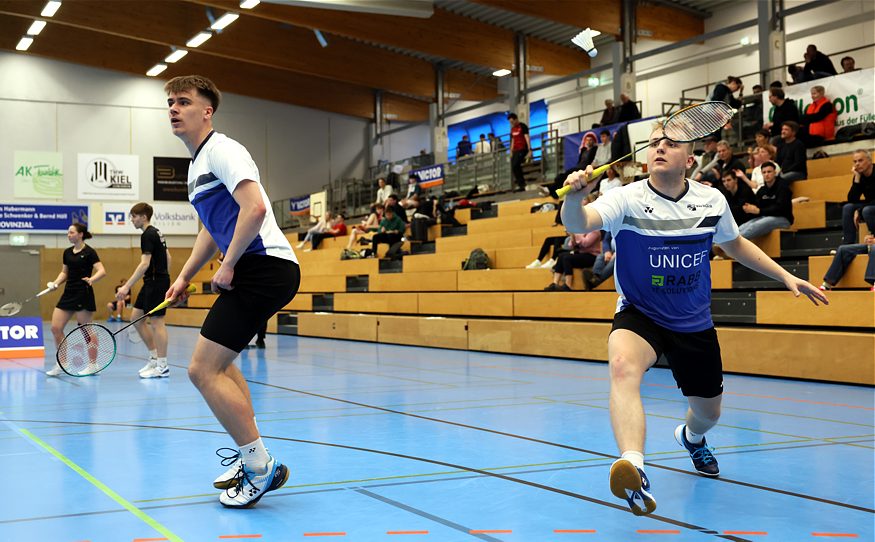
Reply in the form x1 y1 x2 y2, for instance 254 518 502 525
164 75 221 112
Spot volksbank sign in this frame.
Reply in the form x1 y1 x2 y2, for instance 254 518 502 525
410 164 444 189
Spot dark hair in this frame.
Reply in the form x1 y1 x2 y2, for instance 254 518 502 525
507 113 518 120
71 222 92 240
752 84 763 93
408 174 420 182
727 76 742 86
722 170 736 179
479 133 486 139
164 75 221 112
600 130 611 140
756 128 770 139
782 120 800 133
841 55 854 65
769 80 783 88
770 87 785 99
129 202 154 220
386 193 399 201
761 161 778 171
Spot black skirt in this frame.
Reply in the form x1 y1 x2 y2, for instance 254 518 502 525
56 285 96 312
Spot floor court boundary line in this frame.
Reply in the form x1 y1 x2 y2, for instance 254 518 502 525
0 416 182 542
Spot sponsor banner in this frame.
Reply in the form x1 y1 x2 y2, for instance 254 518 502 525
153 157 190 201
289 195 310 216
410 163 444 189
13 151 64 199
762 68 875 129
78 153 139 200
0 317 44 359
100 202 198 235
0 203 89 232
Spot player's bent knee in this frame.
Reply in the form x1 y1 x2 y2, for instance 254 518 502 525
609 353 646 383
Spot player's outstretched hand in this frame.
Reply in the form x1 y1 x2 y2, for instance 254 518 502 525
785 277 829 306
166 278 192 304
563 165 596 196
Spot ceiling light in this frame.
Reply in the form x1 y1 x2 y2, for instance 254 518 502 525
146 63 168 77
739 36 751 46
210 12 239 31
492 69 511 77
27 21 47 36
240 0 260 8
40 1 61 17
164 49 188 63
588 76 600 87
16 37 34 51
186 32 212 48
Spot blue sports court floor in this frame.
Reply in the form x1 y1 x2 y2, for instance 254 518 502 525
0 323 872 541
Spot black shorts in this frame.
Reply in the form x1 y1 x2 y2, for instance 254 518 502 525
201 255 300 353
134 276 171 317
611 305 723 398
56 286 96 312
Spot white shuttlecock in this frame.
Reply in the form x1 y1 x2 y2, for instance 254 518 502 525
571 28 598 58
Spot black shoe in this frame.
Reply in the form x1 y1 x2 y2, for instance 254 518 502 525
256 338 266 349
544 283 558 291
582 269 594 290
558 284 572 292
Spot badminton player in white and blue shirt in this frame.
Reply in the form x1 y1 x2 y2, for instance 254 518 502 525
561 123 828 516
164 75 300 508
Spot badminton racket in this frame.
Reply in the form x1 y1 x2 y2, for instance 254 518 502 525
0 285 55 317
556 101 737 198
56 284 196 377
571 28 598 58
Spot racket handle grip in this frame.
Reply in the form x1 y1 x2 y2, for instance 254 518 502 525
555 162 612 199
147 284 198 315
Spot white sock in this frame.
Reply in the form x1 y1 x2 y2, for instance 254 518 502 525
149 349 158 359
156 357 167 368
685 426 705 444
621 450 645 470
240 438 270 473
253 416 259 431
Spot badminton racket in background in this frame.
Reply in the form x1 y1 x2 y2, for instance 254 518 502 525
0 285 55 317
556 101 737 198
57 284 196 377
571 28 598 58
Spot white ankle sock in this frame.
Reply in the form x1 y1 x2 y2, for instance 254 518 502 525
685 426 705 444
240 438 270 473
156 357 167 368
149 349 158 359
621 450 645 470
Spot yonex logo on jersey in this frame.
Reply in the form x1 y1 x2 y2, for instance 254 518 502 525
644 206 654 213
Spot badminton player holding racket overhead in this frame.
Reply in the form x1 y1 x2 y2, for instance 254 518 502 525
561 118 828 516
46 223 106 376
163 75 300 508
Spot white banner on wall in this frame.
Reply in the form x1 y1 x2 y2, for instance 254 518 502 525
13 151 64 199
762 68 875 129
77 153 140 200
100 202 198 235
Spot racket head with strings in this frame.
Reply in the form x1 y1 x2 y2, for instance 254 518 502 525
57 323 117 377
661 101 737 142
0 303 22 317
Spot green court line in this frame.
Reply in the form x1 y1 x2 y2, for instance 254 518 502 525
14 427 183 542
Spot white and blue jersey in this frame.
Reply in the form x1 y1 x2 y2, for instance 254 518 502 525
187 131 297 264
589 179 739 332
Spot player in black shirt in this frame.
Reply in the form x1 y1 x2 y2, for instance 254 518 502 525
117 202 172 378
47 223 106 376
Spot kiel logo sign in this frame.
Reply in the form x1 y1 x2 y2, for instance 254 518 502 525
88 158 132 190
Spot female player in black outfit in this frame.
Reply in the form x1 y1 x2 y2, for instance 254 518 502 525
46 223 106 376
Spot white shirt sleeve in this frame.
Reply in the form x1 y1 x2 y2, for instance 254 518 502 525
589 185 628 233
712 195 741 244
209 140 261 192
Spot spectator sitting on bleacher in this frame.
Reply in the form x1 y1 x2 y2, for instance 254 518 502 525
306 214 346 252
763 88 800 144
370 204 406 259
594 130 613 167
600 99 619 126
840 149 875 245
696 140 744 187
738 161 794 239
346 205 382 250
542 132 598 198
799 85 837 147
775 121 807 182
802 44 837 81
736 145 780 193
401 174 422 210
819 235 875 292
583 231 615 289
597 165 623 195
690 136 719 182
526 233 567 270
755 128 770 149
617 93 641 122
544 230 601 291
374 177 393 206
720 171 757 226
841 56 858 73
296 210 332 250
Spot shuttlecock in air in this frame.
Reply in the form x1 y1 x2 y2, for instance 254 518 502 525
571 28 597 58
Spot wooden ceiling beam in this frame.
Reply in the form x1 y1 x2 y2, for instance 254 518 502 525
0 14 428 121
0 0 459 100
186 0 583 75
